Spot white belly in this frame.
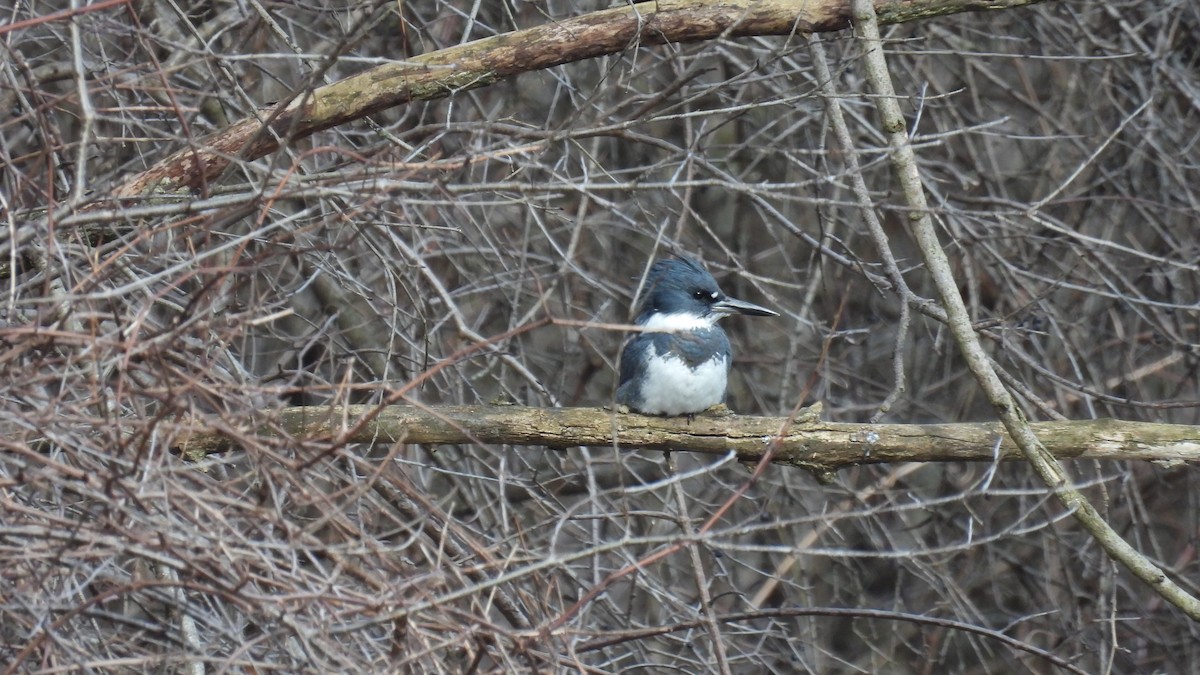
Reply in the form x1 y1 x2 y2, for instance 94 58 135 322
636 350 729 416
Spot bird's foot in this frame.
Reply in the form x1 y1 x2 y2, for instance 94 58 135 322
604 403 632 414
683 403 734 424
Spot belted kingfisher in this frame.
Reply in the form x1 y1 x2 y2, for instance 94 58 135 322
616 256 778 416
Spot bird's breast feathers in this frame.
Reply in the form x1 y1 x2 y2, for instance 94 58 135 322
629 345 729 416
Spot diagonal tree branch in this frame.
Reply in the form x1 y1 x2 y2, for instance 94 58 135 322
850 0 1200 620
110 0 1052 199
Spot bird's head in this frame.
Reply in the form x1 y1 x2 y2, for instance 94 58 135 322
635 256 778 328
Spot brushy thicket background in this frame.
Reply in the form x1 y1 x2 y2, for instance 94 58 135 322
2 0 1199 672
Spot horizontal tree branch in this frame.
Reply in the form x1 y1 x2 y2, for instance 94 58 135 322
110 0 1050 198
175 403 1200 470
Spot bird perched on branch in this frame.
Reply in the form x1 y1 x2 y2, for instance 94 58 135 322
616 256 778 416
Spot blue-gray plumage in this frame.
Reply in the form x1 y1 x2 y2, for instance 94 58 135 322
616 256 778 416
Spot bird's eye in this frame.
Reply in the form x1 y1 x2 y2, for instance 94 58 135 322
694 289 717 301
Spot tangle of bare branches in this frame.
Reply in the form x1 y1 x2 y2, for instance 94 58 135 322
3 0 1199 672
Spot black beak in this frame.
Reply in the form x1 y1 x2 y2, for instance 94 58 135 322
712 296 778 318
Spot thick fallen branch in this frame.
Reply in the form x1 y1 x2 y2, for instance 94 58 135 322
110 0 1050 198
176 403 1200 470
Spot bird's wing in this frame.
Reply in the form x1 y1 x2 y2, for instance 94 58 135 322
617 333 651 387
